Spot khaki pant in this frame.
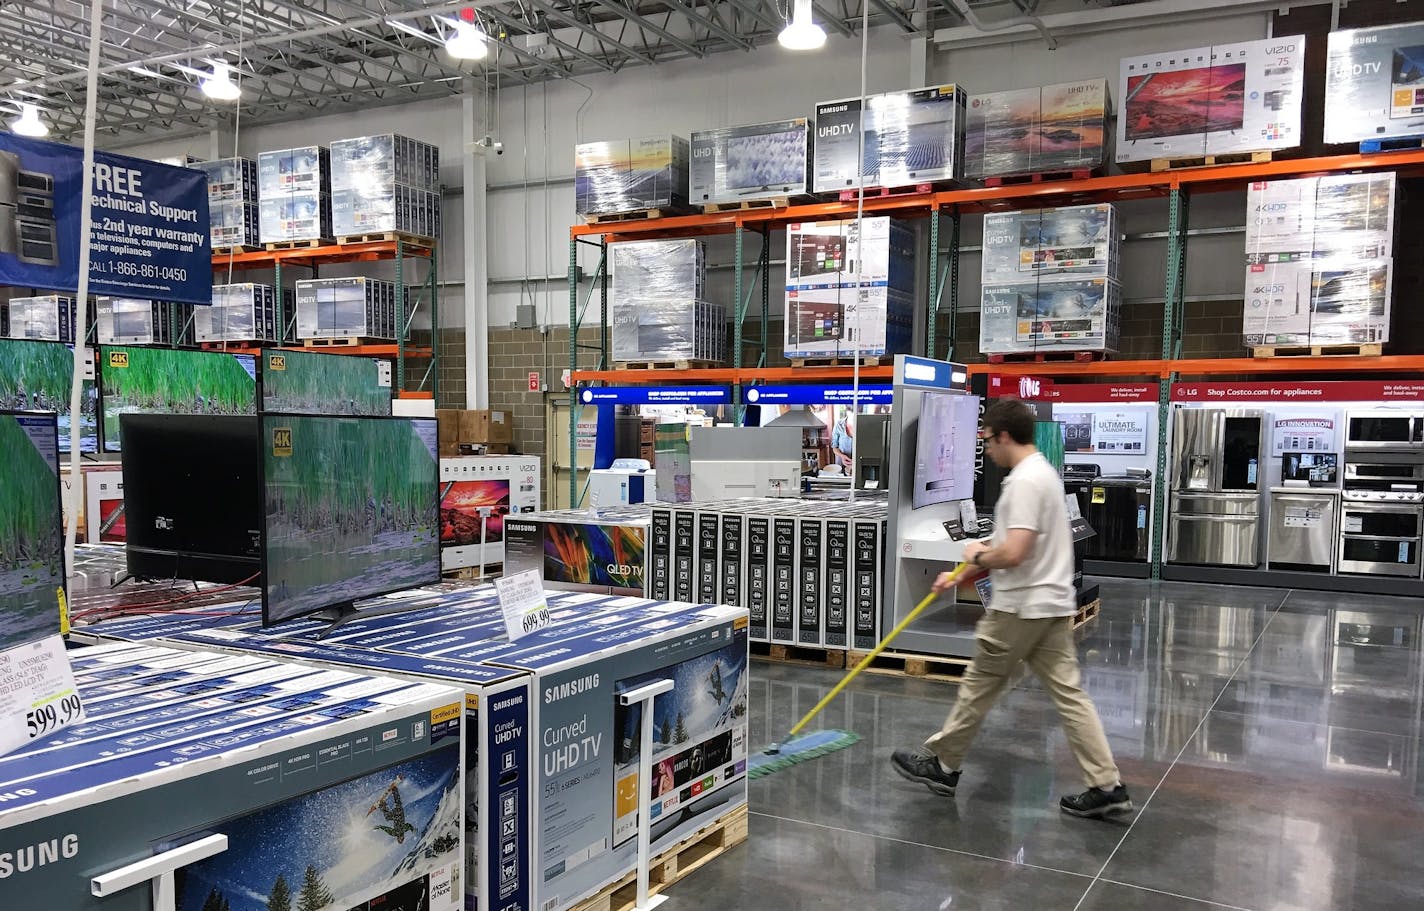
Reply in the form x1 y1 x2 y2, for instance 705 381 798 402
924 609 1120 790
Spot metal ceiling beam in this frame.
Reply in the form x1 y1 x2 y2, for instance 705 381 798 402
524 0 657 66
657 0 753 50
586 0 708 58
478 7 620 74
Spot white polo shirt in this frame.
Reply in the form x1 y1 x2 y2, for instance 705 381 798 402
986 451 1075 619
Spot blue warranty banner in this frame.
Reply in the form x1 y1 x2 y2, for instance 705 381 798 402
578 386 732 405
0 134 211 304
744 384 892 405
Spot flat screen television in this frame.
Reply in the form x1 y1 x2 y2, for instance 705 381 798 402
120 414 261 585
260 414 440 628
0 339 98 453
258 349 392 416
911 390 979 509
98 345 257 452
439 478 511 546
1123 64 1246 141
0 410 64 651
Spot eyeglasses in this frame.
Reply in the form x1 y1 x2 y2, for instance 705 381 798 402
979 430 999 442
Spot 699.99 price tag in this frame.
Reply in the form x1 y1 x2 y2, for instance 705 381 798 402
0 636 86 759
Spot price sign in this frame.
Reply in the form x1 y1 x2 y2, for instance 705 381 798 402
0 636 86 758
495 570 552 642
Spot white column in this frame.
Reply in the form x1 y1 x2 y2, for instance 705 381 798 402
463 79 490 408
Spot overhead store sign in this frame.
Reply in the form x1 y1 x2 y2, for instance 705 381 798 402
579 386 732 405
1041 383 1158 403
1172 381 1424 403
743 384 892 405
0 134 211 304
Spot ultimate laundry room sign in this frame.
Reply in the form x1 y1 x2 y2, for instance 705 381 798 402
0 134 211 305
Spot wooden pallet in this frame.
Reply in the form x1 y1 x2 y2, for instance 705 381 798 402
212 245 259 256
583 206 692 225
336 231 435 248
1150 150 1271 172
443 565 501 581
836 183 933 201
569 805 749 911
1360 135 1424 153
751 640 847 669
264 238 333 251
1251 342 1382 359
702 196 809 214
1073 599 1101 630
301 336 385 348
613 359 721 371
789 355 883 368
985 350 1108 365
853 650 971 682
982 168 1097 187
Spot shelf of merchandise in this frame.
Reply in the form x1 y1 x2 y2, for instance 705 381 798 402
210 239 439 401
565 147 1424 530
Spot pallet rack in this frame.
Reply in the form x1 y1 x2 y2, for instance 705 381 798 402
210 238 439 400
567 148 1424 576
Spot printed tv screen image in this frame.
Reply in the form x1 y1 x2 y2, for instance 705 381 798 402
611 629 749 847
261 415 440 625
0 339 98 453
911 391 979 510
1391 45 1424 117
439 479 511 546
99 345 257 451
544 522 647 594
1124 64 1246 141
724 129 805 192
171 746 462 911
0 411 63 651
260 349 391 416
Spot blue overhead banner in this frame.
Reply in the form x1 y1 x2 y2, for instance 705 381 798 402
578 386 732 405
744 384 893 406
0 134 211 305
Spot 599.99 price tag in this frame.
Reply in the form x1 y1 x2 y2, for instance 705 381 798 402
0 636 86 759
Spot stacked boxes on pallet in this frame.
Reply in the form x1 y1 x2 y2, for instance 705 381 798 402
575 135 690 216
1243 172 1396 348
196 157 259 249
964 79 1109 179
331 134 441 239
689 119 812 205
95 297 194 346
196 283 285 344
979 203 1122 357
784 217 916 360
610 238 725 363
4 294 90 343
81 585 749 911
649 498 888 651
258 145 334 244
813 83 968 192
293 276 400 340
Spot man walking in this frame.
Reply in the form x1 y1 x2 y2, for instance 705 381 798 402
890 398 1131 819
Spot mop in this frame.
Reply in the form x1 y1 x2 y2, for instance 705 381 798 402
747 562 974 779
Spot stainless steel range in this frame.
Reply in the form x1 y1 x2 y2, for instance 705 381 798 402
1341 439 1424 578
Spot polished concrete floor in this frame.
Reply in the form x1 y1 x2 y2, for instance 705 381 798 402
666 579 1424 910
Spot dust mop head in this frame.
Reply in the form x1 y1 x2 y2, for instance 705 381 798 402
748 729 860 779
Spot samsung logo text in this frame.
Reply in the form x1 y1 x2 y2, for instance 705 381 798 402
545 674 600 703
0 835 79 878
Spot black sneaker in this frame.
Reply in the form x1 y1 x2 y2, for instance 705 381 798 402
1060 785 1133 818
890 750 960 796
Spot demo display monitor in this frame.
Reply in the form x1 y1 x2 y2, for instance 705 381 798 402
99 345 257 452
260 414 440 626
121 414 261 585
258 348 392 416
0 338 98 453
0 410 63 651
911 390 978 509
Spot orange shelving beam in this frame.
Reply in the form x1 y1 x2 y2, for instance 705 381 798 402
211 240 434 270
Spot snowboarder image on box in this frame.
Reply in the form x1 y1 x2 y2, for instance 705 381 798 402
367 775 418 844
708 661 728 705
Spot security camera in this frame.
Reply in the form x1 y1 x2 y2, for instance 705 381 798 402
494 142 504 155
471 135 504 156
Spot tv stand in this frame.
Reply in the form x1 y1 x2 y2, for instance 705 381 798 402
311 596 425 639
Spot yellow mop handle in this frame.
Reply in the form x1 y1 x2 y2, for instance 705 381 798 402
784 561 970 740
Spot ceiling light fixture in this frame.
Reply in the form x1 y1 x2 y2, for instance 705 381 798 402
445 10 489 61
778 0 826 51
200 61 241 101
10 103 48 137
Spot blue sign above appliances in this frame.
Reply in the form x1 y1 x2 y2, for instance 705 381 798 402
743 384 892 405
579 386 733 405
0 134 212 305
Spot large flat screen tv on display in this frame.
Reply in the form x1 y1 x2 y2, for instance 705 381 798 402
260 414 440 629
257 348 392 416
911 390 979 510
98 345 257 452
120 413 261 585
0 339 98 454
0 410 64 651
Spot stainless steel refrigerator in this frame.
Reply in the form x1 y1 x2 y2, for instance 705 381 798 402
1168 407 1265 567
